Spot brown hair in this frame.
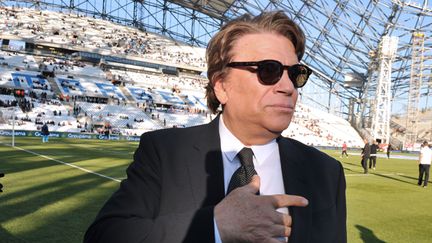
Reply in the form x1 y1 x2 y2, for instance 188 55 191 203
205 10 306 114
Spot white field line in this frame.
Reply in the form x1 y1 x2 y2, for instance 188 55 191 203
0 142 121 182
345 172 405 177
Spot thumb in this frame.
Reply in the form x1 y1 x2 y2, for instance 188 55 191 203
243 175 260 194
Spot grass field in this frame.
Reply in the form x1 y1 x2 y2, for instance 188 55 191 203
0 136 431 243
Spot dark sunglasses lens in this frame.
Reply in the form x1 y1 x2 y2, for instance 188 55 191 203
290 65 310 88
258 61 282 85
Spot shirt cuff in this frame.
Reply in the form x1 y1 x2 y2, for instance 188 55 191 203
214 217 222 243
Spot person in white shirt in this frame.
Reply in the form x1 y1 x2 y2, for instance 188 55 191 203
418 141 432 188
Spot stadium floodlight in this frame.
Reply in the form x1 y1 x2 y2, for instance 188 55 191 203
344 72 365 88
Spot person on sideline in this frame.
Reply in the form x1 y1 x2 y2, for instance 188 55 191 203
418 141 432 188
369 140 378 170
41 123 49 143
386 143 392 159
361 138 371 174
341 141 349 158
84 11 346 243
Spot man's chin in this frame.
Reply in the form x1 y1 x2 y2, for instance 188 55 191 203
268 123 291 135
269 116 291 127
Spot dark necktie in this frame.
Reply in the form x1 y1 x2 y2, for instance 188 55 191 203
227 147 257 194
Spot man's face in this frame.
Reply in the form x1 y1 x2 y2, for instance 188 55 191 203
214 32 299 144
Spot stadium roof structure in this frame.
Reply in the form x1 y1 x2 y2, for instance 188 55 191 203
2 0 432 118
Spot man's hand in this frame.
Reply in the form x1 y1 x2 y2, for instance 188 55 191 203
214 175 308 243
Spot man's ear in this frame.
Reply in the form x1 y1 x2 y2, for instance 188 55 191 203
213 76 228 105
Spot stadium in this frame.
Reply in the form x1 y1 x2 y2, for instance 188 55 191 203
0 0 431 242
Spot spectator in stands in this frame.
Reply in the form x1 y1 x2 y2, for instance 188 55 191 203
41 123 49 143
85 11 346 243
369 140 378 170
386 143 392 159
361 138 371 174
417 141 432 188
341 141 349 158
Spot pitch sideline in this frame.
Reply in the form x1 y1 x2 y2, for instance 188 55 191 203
0 141 121 182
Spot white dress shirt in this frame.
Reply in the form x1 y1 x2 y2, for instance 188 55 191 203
419 146 432 165
214 115 288 242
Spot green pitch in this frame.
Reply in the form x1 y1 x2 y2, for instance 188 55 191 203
0 136 431 242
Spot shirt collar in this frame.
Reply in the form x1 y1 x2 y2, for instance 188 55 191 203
219 114 278 165
219 114 244 163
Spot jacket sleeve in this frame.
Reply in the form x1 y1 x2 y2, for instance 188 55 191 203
336 161 347 243
83 133 215 243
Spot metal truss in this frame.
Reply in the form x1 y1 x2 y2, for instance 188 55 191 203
405 32 430 147
371 36 398 144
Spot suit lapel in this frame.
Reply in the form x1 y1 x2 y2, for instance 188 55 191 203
186 116 225 207
278 137 312 243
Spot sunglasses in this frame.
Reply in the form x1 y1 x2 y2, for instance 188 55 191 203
226 59 312 88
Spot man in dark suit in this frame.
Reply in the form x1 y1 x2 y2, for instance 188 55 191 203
84 11 346 243
361 139 371 174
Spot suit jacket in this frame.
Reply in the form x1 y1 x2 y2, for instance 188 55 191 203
84 116 346 243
